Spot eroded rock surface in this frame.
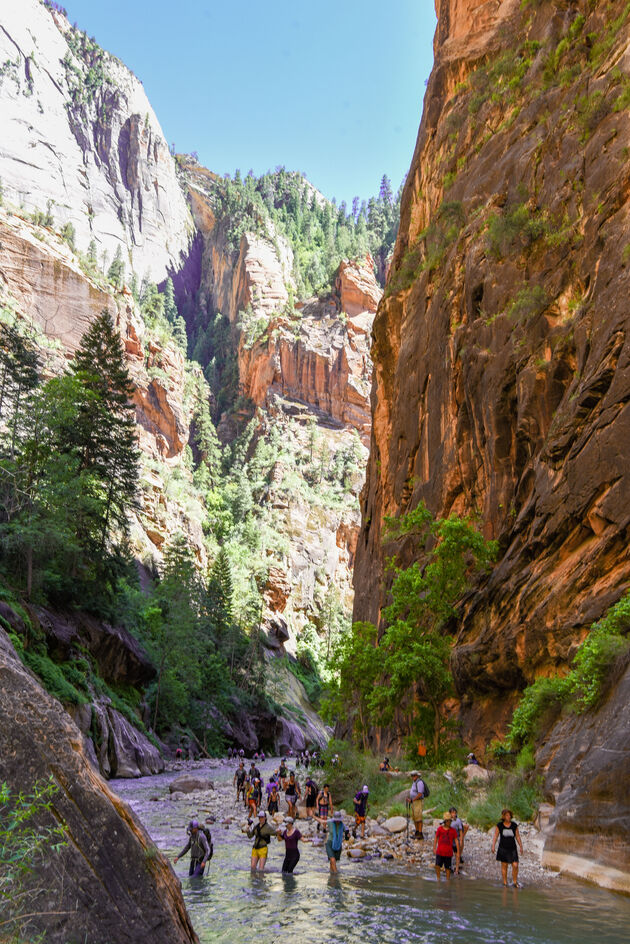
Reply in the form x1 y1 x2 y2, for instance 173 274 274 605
0 0 193 280
0 627 197 944
355 0 630 744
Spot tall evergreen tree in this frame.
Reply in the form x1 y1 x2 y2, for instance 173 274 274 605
69 310 140 553
163 276 178 324
107 245 125 290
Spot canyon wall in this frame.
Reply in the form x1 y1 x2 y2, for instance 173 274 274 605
0 625 198 944
354 0 630 884
0 0 193 282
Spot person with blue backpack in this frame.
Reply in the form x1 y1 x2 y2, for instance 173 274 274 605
314 808 345 872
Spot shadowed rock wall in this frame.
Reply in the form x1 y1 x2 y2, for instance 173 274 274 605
0 627 197 944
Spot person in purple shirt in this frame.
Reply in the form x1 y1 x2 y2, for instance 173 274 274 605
276 816 302 873
353 785 369 838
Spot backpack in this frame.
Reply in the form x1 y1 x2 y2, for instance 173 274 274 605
200 825 213 859
420 779 430 798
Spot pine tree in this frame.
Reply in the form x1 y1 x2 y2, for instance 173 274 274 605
172 315 188 352
69 310 140 552
163 276 178 323
107 245 125 290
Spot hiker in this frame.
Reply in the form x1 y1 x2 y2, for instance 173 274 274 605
247 811 276 871
467 752 480 765
433 811 460 882
260 751 266 762
175 746 183 760
174 819 211 876
353 785 369 838
316 783 333 832
314 809 345 873
304 776 318 819
379 757 391 771
246 779 258 817
407 771 428 840
249 761 261 783
279 757 288 789
285 772 301 818
268 783 280 815
449 807 469 866
491 809 524 887
234 762 246 801
277 816 302 873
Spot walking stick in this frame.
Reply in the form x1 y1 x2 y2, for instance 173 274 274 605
405 800 410 844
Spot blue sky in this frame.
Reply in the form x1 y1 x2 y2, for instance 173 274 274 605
61 0 437 206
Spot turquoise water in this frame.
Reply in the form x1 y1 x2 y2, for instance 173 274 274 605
113 765 629 944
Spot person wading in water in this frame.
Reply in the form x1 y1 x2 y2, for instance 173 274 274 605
285 772 301 818
315 783 333 833
433 812 460 882
276 816 302 873
247 810 276 872
491 809 524 887
174 820 211 876
314 809 345 873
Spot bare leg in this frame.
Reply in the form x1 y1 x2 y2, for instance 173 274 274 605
250 855 257 871
445 868 451 882
512 862 519 886
329 856 338 873
501 862 508 886
435 866 442 881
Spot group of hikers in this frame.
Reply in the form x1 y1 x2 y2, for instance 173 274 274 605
175 759 525 886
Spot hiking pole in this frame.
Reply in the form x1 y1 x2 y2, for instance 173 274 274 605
405 800 410 845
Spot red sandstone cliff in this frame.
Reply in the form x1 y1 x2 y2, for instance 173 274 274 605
355 0 630 747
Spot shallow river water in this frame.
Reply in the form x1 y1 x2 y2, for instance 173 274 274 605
112 761 629 944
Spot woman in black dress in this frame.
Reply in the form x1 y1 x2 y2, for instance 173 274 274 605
491 808 524 886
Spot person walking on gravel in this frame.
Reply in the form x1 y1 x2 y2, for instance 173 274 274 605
277 816 303 873
491 809 524 887
407 771 427 840
353 785 369 838
234 762 246 802
247 810 276 872
285 772 301 818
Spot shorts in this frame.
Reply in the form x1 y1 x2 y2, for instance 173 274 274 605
306 798 316 808
251 845 268 859
325 841 342 861
496 849 519 863
355 814 366 825
435 854 452 870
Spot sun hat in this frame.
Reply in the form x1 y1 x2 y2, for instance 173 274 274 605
285 816 294 824
258 810 266 818
443 811 452 821
332 810 343 820
410 770 419 777
362 785 369 793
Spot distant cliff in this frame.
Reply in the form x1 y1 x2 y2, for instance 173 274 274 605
0 0 193 281
354 0 630 888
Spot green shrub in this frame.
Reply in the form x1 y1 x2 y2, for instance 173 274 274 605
22 649 88 706
486 203 547 258
467 773 541 830
507 675 571 747
505 284 548 322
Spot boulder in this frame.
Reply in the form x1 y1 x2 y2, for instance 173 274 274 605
169 776 213 794
463 765 490 783
348 847 365 858
384 816 408 834
0 626 197 944
106 708 163 778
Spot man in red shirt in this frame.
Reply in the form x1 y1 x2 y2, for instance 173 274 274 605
433 811 460 881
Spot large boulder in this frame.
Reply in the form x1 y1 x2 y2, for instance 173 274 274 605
0 626 198 944
169 776 213 794
384 816 408 834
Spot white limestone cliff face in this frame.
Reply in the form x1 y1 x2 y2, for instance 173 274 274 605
0 0 193 281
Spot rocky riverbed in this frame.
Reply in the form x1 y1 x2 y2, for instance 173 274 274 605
133 756 554 887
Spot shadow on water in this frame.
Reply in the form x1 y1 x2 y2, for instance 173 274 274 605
112 767 629 944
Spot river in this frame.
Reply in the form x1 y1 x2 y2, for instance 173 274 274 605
112 759 629 944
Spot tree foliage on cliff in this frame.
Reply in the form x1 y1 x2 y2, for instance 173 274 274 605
200 166 401 298
0 310 140 606
507 591 630 749
324 503 498 759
